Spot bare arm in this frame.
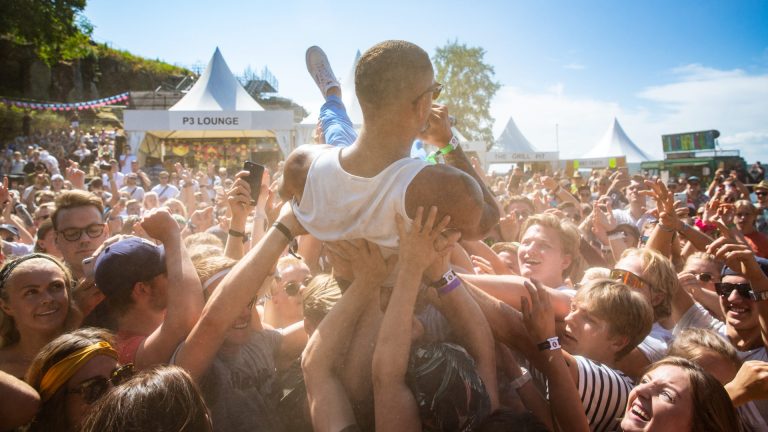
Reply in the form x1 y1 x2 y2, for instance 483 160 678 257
461 273 573 320
0 370 39 430
223 173 253 260
416 105 500 239
461 240 510 275
134 209 205 370
303 240 387 432
373 207 449 432
176 207 294 382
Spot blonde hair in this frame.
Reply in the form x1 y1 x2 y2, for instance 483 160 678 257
302 274 341 328
574 279 654 360
490 242 518 256
668 328 741 370
521 213 584 281
620 248 679 321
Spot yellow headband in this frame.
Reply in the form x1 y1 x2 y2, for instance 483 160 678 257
38 341 118 402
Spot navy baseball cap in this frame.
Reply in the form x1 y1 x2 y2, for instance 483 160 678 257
94 237 165 297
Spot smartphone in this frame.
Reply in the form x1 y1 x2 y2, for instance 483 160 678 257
243 161 265 205
673 192 688 204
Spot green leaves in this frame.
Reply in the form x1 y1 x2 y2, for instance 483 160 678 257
433 40 501 149
0 0 92 65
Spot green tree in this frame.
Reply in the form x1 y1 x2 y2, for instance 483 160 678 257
433 40 500 148
0 0 93 65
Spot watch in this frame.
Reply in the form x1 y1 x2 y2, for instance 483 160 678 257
537 336 561 351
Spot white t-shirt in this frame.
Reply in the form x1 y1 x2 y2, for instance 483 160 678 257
151 183 180 203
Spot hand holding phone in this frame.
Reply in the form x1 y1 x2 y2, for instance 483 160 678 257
243 161 265 205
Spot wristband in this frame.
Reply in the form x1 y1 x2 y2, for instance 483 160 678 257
537 336 561 351
271 222 302 259
425 136 460 164
429 269 458 289
657 223 675 233
228 229 249 243
510 367 531 391
272 222 293 242
437 277 461 296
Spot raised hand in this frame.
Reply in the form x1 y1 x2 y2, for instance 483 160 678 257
226 172 255 222
395 206 451 272
521 279 556 343
140 208 180 243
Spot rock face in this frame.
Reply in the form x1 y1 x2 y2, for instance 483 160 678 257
0 39 189 102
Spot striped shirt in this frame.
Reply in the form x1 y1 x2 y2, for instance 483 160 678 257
576 356 634 432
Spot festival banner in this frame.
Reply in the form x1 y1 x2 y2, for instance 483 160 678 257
0 92 130 111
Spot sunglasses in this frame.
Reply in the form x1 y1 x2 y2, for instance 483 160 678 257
68 364 134 404
610 269 651 290
57 223 106 242
714 282 755 300
412 82 443 104
756 191 768 198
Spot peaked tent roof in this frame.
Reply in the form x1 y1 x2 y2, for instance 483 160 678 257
494 117 537 153
170 48 264 111
582 118 652 163
341 50 363 125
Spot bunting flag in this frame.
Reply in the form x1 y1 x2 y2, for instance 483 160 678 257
0 92 130 111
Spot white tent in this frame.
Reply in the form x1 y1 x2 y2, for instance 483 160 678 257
170 48 264 112
485 117 558 164
494 117 537 153
124 48 293 154
582 117 652 163
341 50 363 126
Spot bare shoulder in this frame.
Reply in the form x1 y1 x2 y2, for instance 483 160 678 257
279 144 333 201
405 164 483 228
0 347 28 379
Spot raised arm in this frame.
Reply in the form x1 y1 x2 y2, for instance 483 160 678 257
223 172 254 260
0 370 40 430
176 204 298 381
303 239 389 432
414 105 500 239
373 207 450 432
134 208 205 370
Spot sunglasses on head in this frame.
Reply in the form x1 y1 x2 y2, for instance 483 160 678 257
610 269 650 290
68 364 134 404
714 282 755 300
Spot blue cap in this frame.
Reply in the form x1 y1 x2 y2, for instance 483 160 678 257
0 224 20 239
94 237 165 297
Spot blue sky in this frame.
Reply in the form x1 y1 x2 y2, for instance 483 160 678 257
84 0 768 162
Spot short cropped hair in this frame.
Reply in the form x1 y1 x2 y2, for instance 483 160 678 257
355 40 433 111
574 279 654 360
668 328 741 370
52 190 104 231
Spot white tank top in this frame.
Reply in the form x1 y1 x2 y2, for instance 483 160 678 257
292 147 428 251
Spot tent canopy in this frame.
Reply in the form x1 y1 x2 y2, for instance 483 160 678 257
494 117 537 153
582 118 652 163
170 47 264 112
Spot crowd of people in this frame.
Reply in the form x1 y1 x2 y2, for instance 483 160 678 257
0 40 767 431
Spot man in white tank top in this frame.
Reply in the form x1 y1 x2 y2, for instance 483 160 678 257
280 41 499 251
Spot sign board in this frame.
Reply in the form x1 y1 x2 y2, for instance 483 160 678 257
124 110 294 131
563 156 627 177
486 151 559 163
662 130 719 153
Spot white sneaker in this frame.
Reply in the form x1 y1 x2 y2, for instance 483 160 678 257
306 46 340 98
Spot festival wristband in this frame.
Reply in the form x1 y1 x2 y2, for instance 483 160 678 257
228 229 250 243
425 136 460 164
537 336 561 351
437 277 462 296
272 221 294 242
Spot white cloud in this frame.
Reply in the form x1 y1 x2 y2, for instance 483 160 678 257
490 64 768 163
563 62 586 70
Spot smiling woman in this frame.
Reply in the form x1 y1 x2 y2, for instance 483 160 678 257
621 357 741 432
0 254 78 379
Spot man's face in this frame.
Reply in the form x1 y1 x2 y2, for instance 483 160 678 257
54 206 108 276
756 189 768 206
626 181 646 204
158 173 169 185
563 300 620 361
687 181 700 194
719 275 759 331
